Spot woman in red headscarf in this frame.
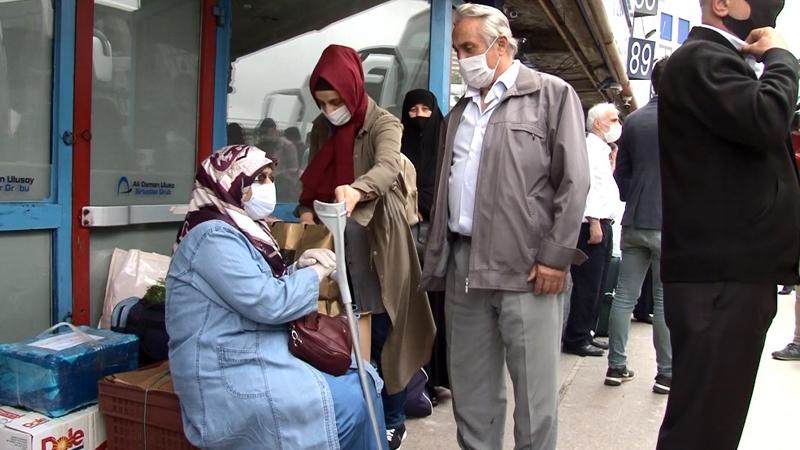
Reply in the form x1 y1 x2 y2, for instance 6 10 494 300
298 45 435 450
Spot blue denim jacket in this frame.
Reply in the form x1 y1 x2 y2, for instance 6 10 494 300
166 220 365 449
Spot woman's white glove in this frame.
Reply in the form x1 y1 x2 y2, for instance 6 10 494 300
297 248 336 270
309 262 336 282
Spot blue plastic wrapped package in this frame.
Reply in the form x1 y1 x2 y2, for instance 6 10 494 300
0 322 139 418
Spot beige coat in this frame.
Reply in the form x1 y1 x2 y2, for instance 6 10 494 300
300 98 435 394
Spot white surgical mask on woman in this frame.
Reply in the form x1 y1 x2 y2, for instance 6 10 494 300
244 182 277 220
323 105 352 126
603 122 622 143
458 36 500 89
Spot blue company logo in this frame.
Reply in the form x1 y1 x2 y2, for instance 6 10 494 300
117 176 132 195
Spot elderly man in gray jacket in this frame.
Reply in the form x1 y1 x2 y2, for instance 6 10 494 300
421 4 589 450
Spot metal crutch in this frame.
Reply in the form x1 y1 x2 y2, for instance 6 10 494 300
313 200 383 449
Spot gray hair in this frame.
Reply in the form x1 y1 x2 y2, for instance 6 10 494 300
454 3 519 57
586 103 618 131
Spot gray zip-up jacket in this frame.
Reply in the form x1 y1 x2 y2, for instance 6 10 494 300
421 65 590 293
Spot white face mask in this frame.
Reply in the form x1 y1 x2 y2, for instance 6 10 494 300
243 182 277 220
458 36 500 89
603 122 622 143
323 105 352 127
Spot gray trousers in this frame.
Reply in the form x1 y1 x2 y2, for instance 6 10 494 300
608 227 671 376
446 238 564 450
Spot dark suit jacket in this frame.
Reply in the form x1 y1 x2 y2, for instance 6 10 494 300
616 96 661 230
659 26 800 284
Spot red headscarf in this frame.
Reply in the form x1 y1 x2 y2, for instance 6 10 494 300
299 45 368 206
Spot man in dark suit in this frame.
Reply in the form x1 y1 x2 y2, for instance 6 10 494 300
605 58 671 394
657 1 800 449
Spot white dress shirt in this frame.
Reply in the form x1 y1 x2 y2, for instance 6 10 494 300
448 60 521 235
583 133 620 221
696 24 764 77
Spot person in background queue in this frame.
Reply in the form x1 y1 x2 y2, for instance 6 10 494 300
605 58 672 395
562 102 621 358
400 89 449 403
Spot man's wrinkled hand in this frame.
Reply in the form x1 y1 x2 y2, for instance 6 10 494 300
334 185 362 217
528 264 566 296
742 27 788 61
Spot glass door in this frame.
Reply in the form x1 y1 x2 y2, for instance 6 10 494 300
75 0 203 326
0 0 74 342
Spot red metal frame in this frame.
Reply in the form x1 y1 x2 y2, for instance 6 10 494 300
197 0 219 164
71 0 219 324
71 0 94 325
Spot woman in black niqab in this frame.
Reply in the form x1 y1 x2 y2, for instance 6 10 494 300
400 89 450 400
400 89 443 221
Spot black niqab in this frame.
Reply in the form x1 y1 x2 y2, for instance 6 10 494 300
401 89 443 220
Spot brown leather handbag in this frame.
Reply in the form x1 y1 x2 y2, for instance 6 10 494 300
289 312 352 376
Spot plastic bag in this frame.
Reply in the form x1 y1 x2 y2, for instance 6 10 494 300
0 322 138 417
99 248 170 329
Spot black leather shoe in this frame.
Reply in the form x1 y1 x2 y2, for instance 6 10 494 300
591 338 609 349
563 344 605 357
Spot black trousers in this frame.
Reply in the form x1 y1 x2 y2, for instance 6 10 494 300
657 282 777 450
564 221 613 347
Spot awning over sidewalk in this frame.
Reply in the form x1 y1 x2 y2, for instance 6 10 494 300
507 0 637 113
230 0 636 113
229 0 386 59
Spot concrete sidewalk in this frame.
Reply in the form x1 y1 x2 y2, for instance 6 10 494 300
404 292 800 450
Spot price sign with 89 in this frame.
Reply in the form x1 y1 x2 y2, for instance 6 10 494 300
627 38 656 80
633 0 658 17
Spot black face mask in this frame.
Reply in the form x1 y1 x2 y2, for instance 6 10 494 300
722 0 785 41
408 116 430 131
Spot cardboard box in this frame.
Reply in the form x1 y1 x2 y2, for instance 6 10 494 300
270 222 333 264
0 405 106 450
271 222 340 300
0 406 28 426
357 311 372 360
318 278 340 301
98 363 197 450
